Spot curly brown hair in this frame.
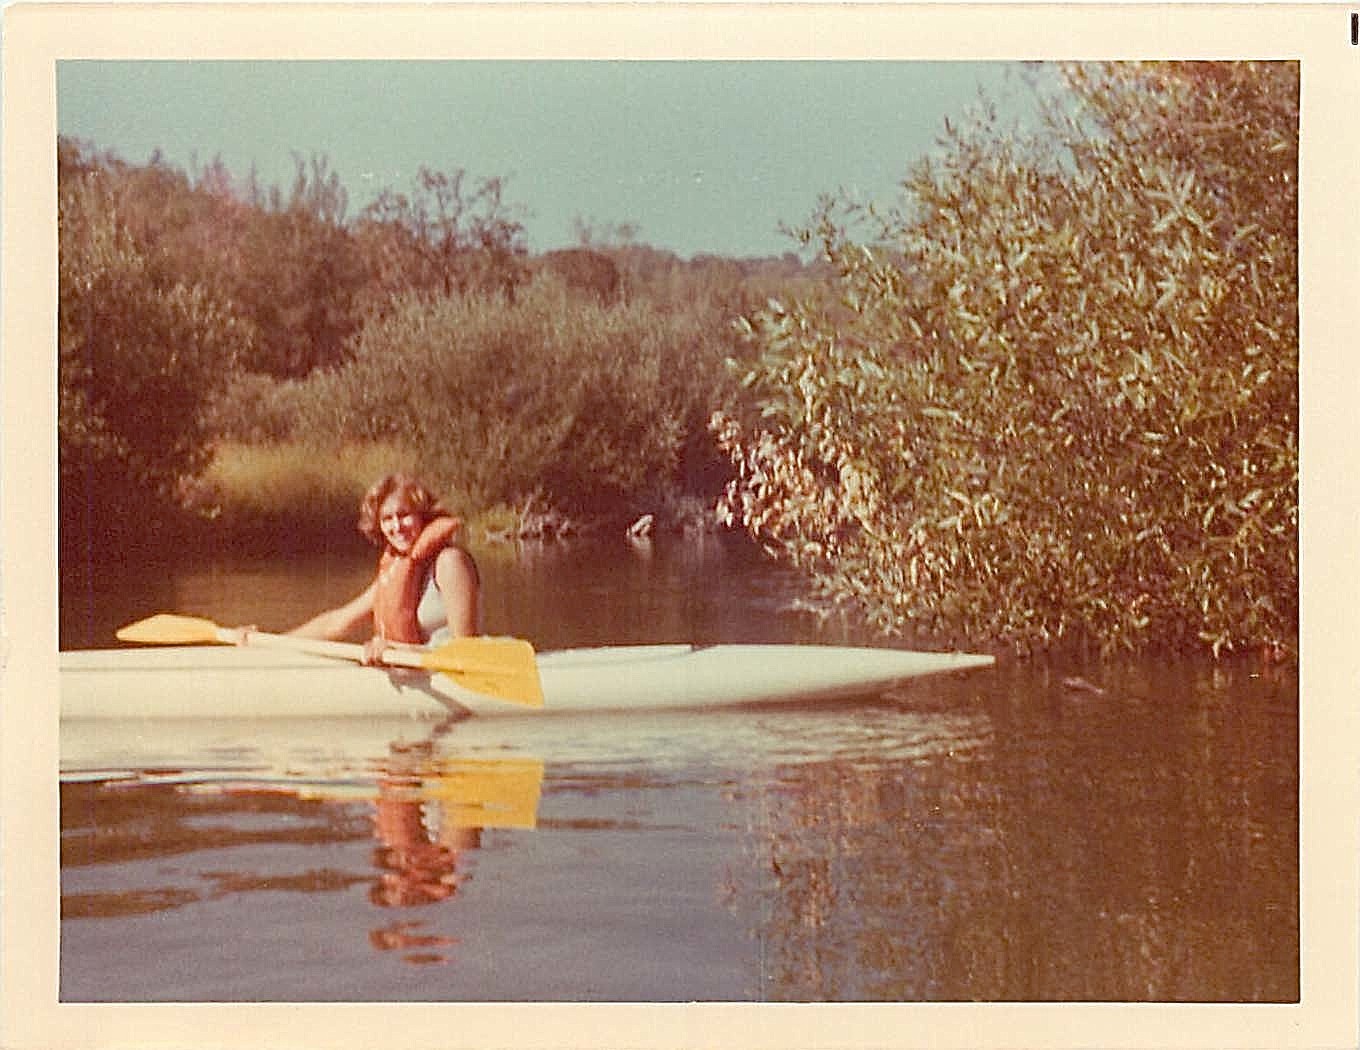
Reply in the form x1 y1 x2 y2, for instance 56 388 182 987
356 474 453 548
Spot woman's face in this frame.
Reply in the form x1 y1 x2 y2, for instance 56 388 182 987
378 490 425 553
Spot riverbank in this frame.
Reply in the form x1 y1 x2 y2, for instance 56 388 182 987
59 439 1297 665
174 440 721 552
57 440 731 648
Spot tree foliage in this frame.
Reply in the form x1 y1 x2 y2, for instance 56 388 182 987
54 134 855 553
714 62 1298 657
536 248 622 303
59 168 252 533
59 141 372 379
234 154 370 376
353 166 529 310
285 274 738 515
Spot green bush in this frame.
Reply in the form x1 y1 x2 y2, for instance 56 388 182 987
59 171 252 540
287 274 738 515
202 371 312 444
58 140 834 550
714 62 1298 658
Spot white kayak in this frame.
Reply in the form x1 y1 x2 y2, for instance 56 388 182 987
60 643 994 721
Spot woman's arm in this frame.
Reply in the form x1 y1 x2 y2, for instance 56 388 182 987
434 546 481 638
288 581 377 641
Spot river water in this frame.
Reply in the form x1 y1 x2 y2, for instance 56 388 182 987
59 534 1297 1002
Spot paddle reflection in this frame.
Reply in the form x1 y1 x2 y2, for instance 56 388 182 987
294 750 543 965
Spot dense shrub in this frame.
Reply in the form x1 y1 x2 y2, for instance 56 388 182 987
59 171 252 541
53 136 856 549
536 248 622 303
714 62 1298 658
201 371 312 444
287 274 738 515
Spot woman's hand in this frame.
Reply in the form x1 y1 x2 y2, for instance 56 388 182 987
362 636 389 666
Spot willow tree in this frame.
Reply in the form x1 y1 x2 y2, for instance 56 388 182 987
714 62 1298 658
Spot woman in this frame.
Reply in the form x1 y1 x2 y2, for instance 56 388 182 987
287 474 481 665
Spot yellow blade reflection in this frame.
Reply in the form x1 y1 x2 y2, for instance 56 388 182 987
176 756 546 832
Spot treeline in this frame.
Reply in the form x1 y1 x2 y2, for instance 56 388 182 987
58 137 822 559
715 62 1299 659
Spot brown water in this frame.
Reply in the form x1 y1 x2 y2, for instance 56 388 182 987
59 535 1298 1002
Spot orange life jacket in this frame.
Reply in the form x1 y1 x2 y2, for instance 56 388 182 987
373 516 462 643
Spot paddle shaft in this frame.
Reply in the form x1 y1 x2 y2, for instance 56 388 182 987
226 627 430 671
115 613 543 707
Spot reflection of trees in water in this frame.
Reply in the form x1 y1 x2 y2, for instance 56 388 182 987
745 751 1006 1001
737 671 1297 1001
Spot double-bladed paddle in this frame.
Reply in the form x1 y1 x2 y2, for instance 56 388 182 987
115 614 544 708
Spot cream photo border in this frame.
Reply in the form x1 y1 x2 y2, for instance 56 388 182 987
3 3 1356 1048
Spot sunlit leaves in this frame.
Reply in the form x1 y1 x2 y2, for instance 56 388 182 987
715 61 1298 658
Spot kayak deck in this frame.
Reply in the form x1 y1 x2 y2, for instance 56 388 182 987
59 643 995 721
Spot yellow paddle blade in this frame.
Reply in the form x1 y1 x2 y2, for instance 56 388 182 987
116 613 225 645
421 636 544 708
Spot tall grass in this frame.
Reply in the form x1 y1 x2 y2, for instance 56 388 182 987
203 441 543 549
202 440 418 535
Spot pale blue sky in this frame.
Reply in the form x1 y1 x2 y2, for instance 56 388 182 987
58 60 1045 258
